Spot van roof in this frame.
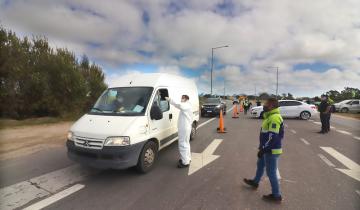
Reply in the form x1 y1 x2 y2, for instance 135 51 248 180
109 73 196 88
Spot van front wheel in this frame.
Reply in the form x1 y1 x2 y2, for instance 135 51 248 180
136 141 158 173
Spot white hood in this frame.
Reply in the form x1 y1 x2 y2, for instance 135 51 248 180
70 114 142 140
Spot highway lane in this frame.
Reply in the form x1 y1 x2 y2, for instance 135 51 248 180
43 112 359 210
1 105 359 210
311 112 360 136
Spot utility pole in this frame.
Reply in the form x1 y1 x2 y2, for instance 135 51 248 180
210 45 229 95
266 66 279 99
223 80 226 99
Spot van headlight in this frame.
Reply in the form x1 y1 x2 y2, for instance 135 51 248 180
216 105 221 108
67 131 74 141
104 136 130 146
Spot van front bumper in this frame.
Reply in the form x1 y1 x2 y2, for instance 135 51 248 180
66 140 145 169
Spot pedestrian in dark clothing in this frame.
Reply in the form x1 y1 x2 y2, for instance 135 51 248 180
243 99 250 115
318 95 331 134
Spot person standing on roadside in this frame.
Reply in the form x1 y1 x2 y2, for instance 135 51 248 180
243 98 284 202
243 98 250 115
318 94 331 134
166 95 193 168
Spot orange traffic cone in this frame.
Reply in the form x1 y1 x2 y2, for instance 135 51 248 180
217 109 227 133
232 104 239 118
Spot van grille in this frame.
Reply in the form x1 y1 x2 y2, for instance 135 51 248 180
74 136 104 149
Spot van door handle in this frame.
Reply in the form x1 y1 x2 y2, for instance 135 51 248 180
169 113 173 119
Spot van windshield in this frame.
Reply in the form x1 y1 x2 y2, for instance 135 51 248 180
89 87 154 116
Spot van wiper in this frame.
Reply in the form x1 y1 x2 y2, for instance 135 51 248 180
91 107 103 112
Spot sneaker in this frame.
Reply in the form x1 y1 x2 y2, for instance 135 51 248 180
243 178 259 188
262 194 282 202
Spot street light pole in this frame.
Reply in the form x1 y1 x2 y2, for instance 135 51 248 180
211 49 214 95
223 80 225 99
210 45 229 95
276 67 279 98
266 66 279 99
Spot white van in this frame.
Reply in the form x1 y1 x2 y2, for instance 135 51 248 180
66 73 200 173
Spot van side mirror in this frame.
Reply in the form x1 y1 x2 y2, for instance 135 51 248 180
150 104 163 120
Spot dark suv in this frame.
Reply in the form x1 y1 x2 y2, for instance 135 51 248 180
201 98 227 117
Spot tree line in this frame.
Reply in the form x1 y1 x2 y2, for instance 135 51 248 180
0 26 107 119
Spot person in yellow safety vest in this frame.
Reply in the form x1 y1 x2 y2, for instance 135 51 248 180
243 97 284 202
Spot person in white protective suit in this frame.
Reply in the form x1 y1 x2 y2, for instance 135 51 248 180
166 95 193 168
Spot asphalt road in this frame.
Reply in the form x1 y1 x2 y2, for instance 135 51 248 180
1 105 359 210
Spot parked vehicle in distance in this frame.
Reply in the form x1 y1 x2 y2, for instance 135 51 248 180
250 100 317 120
334 99 360 113
201 97 227 117
66 73 200 173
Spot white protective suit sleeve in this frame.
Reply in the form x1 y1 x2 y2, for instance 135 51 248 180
169 98 193 165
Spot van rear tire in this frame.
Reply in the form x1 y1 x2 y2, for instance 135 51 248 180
136 141 158 173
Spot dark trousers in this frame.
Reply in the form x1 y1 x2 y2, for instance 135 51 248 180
320 113 330 132
244 107 249 114
327 113 331 131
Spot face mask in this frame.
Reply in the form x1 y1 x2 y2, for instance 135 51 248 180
181 99 186 102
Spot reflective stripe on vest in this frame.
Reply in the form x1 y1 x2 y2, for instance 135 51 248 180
272 149 283 155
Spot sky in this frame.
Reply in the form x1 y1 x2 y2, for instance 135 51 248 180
1 0 360 97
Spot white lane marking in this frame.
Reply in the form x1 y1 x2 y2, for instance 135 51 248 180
188 139 223 176
318 154 336 167
283 179 297 183
0 181 49 210
23 184 84 210
308 119 314 122
335 130 352 135
197 118 216 129
353 136 360 141
300 138 310 145
321 147 360 182
290 129 297 134
313 122 321 125
0 165 92 210
197 105 233 129
330 126 336 129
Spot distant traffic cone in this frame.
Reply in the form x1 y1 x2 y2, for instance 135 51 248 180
217 109 227 133
232 104 239 118
239 105 244 113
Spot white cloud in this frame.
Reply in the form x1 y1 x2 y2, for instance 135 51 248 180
1 0 360 96
157 65 181 75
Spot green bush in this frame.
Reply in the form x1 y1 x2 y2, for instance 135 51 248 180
0 27 107 119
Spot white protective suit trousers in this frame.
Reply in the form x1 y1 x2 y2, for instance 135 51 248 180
178 127 191 165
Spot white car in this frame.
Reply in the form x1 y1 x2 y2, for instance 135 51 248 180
250 100 317 120
334 99 360 113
